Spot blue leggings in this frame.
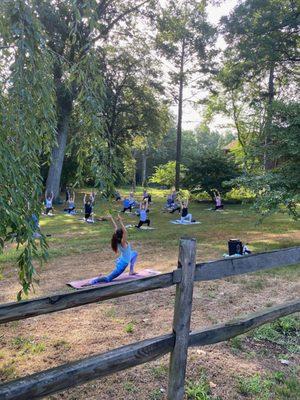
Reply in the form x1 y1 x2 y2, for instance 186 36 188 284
91 251 138 284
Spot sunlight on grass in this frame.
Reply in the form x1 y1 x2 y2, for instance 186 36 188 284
1 187 299 278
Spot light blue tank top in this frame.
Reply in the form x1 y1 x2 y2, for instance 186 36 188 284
118 243 132 263
140 209 147 222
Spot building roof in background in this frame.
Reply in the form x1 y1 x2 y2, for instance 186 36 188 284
223 139 239 152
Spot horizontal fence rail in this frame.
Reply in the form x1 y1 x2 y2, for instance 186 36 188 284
1 300 299 400
0 247 299 325
0 273 175 324
195 246 300 281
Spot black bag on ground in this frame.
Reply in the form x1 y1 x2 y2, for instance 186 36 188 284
228 239 243 255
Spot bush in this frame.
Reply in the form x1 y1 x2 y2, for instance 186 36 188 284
185 150 240 199
149 161 188 187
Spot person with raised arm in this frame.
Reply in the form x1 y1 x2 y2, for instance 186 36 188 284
83 193 93 222
44 190 54 215
88 215 138 284
180 198 193 223
213 190 224 210
136 199 151 229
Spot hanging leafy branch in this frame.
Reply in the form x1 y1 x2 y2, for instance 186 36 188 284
0 0 56 299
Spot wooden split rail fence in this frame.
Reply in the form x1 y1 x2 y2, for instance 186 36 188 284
0 241 299 400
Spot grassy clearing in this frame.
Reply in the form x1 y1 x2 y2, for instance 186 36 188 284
1 186 299 270
0 187 299 399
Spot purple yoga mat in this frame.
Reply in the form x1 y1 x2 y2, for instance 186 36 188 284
67 269 161 289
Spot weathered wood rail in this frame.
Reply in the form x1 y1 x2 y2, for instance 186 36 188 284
0 246 299 324
0 242 299 400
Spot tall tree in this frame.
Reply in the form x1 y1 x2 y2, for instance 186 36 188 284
220 0 299 169
156 0 216 189
15 0 155 200
219 0 299 216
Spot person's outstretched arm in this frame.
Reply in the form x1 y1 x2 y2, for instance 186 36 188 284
109 214 118 231
50 191 54 200
73 192 75 201
117 215 127 244
83 194 86 205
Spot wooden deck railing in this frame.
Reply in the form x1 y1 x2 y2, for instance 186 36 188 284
0 240 299 400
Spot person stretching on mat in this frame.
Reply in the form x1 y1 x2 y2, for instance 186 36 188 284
136 200 150 229
83 194 93 222
180 199 193 223
88 215 138 284
65 186 71 205
213 190 224 210
44 191 54 215
64 191 76 213
122 197 132 213
143 189 152 204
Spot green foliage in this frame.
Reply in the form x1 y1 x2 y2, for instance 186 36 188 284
156 0 217 188
150 364 168 379
185 150 240 198
123 381 138 393
252 316 300 352
150 161 188 187
274 374 300 400
186 371 221 400
149 389 164 400
0 0 56 298
229 336 243 352
237 101 300 218
11 336 46 355
0 362 16 381
237 374 271 399
237 371 300 400
220 0 299 218
125 322 134 334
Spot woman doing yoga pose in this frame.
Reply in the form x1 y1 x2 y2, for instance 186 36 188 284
180 199 192 223
213 190 224 210
44 191 54 215
64 192 76 213
136 200 150 228
89 215 138 284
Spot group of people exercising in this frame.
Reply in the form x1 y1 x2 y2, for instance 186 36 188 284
41 187 224 286
44 189 96 222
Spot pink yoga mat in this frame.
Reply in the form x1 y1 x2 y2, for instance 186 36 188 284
67 269 161 289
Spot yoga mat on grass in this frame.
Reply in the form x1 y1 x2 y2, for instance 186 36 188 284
170 220 201 225
125 225 155 230
67 269 161 289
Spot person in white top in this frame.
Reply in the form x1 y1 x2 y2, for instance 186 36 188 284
213 190 224 210
44 191 54 215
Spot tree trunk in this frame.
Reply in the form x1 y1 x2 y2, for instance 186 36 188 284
175 39 185 191
131 150 137 192
264 62 275 170
46 113 70 200
46 62 73 201
141 151 147 187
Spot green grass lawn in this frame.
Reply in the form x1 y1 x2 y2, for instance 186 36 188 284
1 187 299 270
0 187 299 400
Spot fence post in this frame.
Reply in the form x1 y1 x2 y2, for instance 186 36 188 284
167 237 196 400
